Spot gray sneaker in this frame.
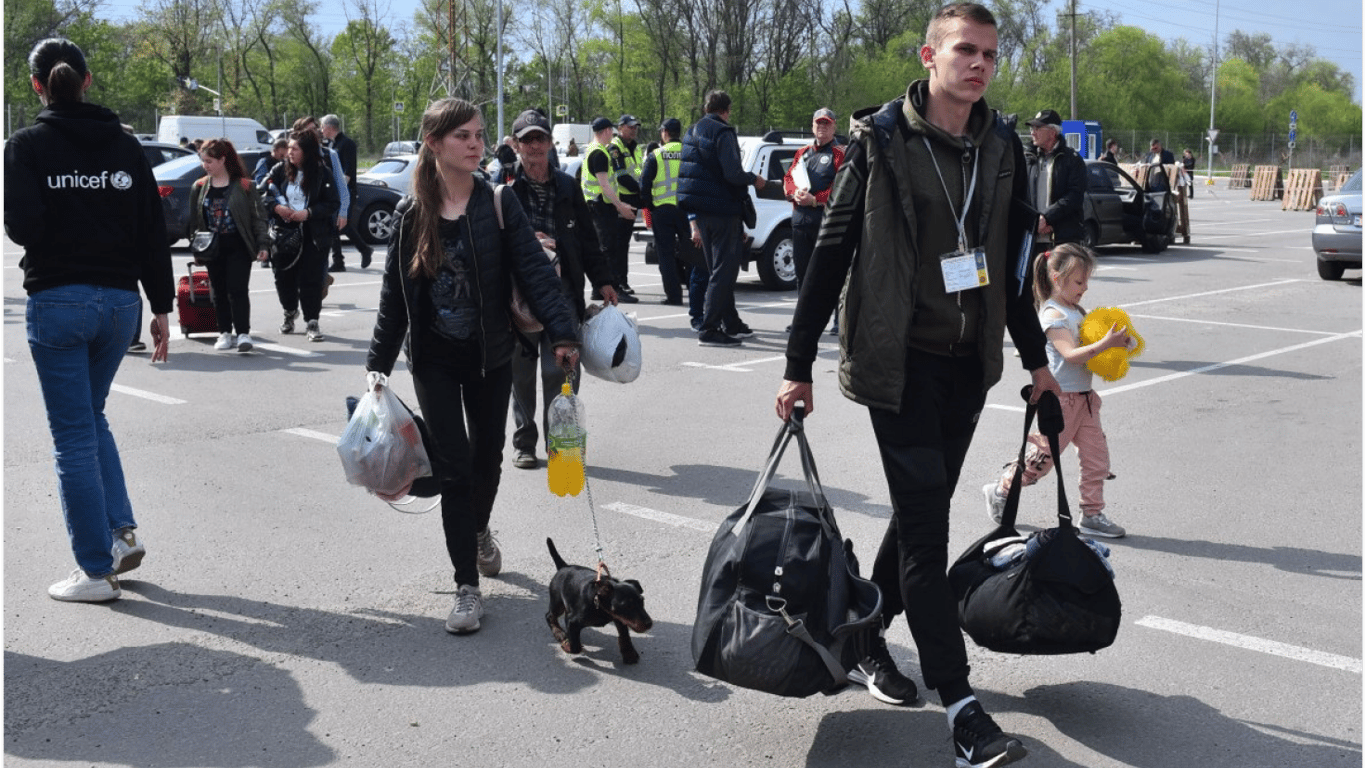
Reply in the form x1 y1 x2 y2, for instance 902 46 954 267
1080 513 1126 538
982 483 1006 524
445 584 483 634
476 527 502 577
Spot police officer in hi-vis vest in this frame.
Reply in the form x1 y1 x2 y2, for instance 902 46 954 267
581 117 640 303
639 117 689 305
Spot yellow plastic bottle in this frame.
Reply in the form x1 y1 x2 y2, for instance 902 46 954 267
546 382 586 497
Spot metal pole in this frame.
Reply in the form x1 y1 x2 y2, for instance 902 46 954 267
1069 0 1077 119
496 0 504 141
1207 0 1218 183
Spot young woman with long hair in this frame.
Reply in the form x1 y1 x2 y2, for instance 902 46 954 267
191 138 270 352
366 98 578 634
4 37 175 601
266 127 339 341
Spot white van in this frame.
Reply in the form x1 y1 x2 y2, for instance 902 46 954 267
551 123 594 156
157 116 273 151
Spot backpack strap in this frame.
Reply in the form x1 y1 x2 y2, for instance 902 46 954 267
493 183 505 230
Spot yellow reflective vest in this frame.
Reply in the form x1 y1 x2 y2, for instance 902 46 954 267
650 141 683 207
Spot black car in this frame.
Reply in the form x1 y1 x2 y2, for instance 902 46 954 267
139 140 194 169
1081 160 1178 253
155 151 400 247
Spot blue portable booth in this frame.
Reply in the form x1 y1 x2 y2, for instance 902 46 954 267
1061 120 1103 159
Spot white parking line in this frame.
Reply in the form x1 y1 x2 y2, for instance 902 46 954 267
601 501 715 532
1137 616 1362 674
1126 314 1345 335
283 427 339 442
1125 278 1301 307
110 384 186 404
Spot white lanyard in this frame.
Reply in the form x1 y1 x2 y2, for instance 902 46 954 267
922 136 978 252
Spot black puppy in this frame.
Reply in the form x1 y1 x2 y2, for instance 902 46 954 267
545 538 653 664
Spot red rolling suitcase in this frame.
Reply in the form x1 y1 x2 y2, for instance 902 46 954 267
176 260 217 337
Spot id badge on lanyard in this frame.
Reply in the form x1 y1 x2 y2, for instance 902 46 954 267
925 137 990 293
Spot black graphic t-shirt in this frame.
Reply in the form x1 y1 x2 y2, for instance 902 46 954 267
430 217 479 341
204 185 236 234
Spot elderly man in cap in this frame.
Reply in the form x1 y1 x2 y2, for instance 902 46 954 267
505 109 619 469
582 116 639 303
783 107 845 330
639 117 690 305
1025 108 1087 249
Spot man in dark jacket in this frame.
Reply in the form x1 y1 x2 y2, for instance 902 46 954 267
503 109 619 469
678 90 766 347
1025 109 1087 249
320 114 373 270
775 5 1059 767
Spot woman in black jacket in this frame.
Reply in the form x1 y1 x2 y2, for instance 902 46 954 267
4 38 175 602
366 97 578 634
266 127 339 341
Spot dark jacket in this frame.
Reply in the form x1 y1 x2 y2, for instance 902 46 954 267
1028 137 1087 245
507 161 616 323
330 131 359 194
784 80 1047 411
366 180 578 377
4 101 174 313
265 160 341 253
190 176 271 255
678 112 756 216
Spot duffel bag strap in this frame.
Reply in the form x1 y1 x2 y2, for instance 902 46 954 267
767 595 846 689
735 407 835 537
999 387 1069 529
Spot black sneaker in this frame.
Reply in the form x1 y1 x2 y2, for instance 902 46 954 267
698 329 741 347
617 291 640 304
847 637 923 706
952 701 1027 768
723 323 754 339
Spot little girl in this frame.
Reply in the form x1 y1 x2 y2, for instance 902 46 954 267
982 243 1132 538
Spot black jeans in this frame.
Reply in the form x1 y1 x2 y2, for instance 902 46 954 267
792 221 819 292
695 213 744 333
650 205 688 302
204 234 253 335
867 347 986 699
332 187 372 263
273 238 326 322
590 202 626 289
411 330 513 587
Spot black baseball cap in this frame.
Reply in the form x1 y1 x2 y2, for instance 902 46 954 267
618 114 640 127
1025 109 1062 128
591 116 613 132
659 118 682 134
512 109 551 139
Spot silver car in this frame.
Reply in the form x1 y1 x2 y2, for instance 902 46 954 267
1312 168 1361 280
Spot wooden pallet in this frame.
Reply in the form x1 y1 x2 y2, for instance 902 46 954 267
1249 165 1283 201
1228 164 1252 189
1281 169 1323 211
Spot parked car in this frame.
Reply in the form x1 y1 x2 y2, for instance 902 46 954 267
139 140 194 169
1312 168 1362 280
1081 160 1178 253
358 154 417 195
155 150 400 247
636 133 804 290
382 140 420 158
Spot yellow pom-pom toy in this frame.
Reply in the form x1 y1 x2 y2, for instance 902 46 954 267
1080 307 1145 382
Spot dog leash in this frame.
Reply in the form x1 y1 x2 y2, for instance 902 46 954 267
563 367 611 579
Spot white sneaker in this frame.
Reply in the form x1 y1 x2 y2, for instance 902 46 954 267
111 527 145 575
236 333 253 352
214 332 234 350
48 569 121 602
445 584 483 634
982 483 1006 525
305 320 324 342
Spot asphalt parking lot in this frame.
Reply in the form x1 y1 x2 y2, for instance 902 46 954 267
4 184 1361 767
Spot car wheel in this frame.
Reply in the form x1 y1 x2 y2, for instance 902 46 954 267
756 226 797 290
361 202 396 245
1082 221 1100 249
1317 257 1347 281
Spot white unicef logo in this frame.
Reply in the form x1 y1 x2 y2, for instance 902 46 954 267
111 171 133 190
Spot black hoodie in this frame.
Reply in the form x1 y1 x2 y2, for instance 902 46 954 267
4 101 174 313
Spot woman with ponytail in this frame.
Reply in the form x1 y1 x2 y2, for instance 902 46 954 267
366 98 577 634
4 38 175 602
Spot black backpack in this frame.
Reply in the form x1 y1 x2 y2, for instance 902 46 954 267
692 409 882 697
948 388 1122 655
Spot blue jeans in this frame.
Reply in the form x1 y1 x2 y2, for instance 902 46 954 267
27 285 141 577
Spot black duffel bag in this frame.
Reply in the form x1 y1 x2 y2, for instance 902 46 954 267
692 408 882 698
948 387 1122 655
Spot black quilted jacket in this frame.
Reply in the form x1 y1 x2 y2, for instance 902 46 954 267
365 179 578 376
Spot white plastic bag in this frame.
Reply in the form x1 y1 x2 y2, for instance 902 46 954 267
580 304 642 383
337 373 433 501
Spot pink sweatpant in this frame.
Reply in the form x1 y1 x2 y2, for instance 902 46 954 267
999 390 1111 517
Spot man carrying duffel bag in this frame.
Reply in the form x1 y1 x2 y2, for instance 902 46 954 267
774 4 1060 767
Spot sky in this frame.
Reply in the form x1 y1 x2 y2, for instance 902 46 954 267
95 0 1363 104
